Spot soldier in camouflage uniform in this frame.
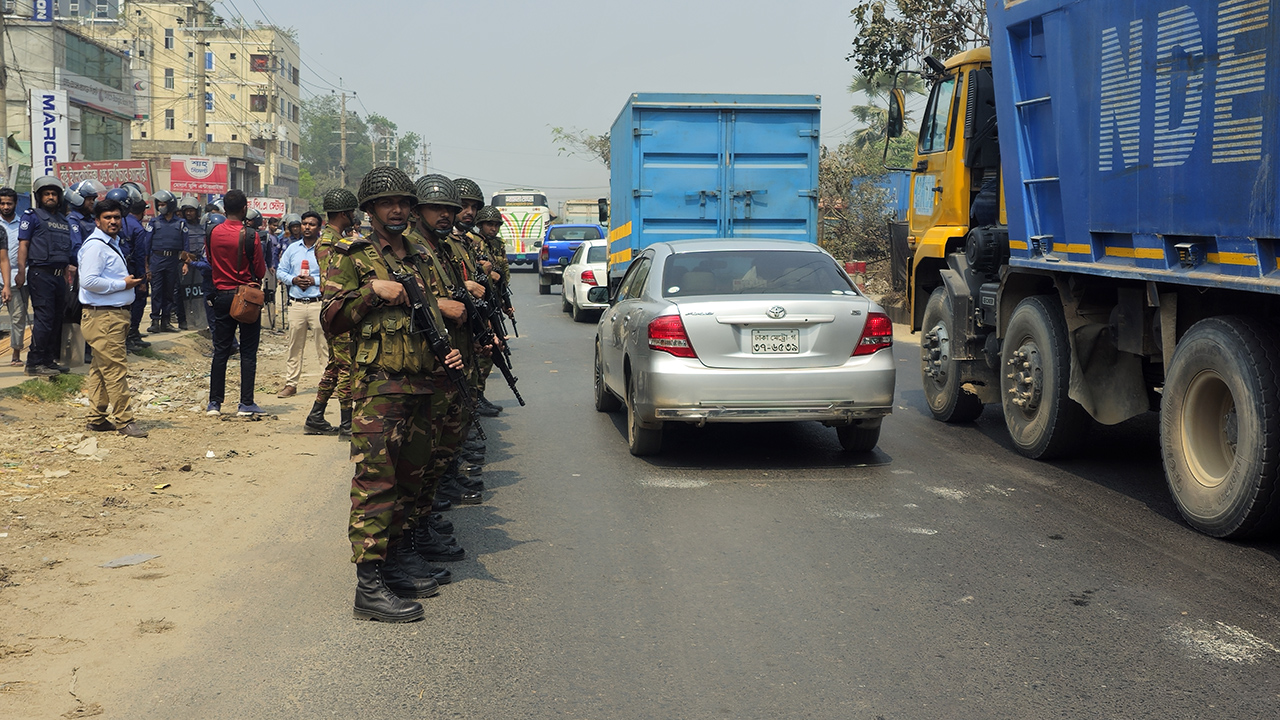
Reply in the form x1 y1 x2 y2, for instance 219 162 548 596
452 178 503 418
308 188 359 436
321 167 464 623
474 206 511 287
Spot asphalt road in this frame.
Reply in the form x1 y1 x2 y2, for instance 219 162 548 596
119 271 1280 719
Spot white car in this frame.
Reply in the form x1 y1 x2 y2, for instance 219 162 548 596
561 239 609 322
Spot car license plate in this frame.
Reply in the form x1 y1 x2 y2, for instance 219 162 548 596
752 328 799 354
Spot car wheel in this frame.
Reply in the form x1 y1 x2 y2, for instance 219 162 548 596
594 341 621 413
837 421 881 453
1000 295 1089 459
562 293 571 312
921 287 983 423
572 300 589 323
627 373 662 456
1162 316 1280 538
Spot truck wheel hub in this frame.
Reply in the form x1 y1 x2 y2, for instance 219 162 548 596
922 324 950 382
1007 345 1043 411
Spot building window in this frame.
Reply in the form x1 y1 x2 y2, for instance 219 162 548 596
164 68 174 89
290 103 298 123
230 52 237 60
231 134 238 141
95 1 107 18
164 29 174 50
250 94 267 112
140 131 147 138
165 109 175 130
205 52 214 71
291 142 299 161
207 133 213 142
70 3 80 14
250 54 269 72
65 33 125 90
206 92 214 112
291 66 299 85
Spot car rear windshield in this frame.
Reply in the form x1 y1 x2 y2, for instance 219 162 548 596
548 226 602 241
586 245 608 263
662 250 855 297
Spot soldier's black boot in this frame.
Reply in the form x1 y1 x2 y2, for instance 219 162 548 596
304 402 335 434
381 540 448 591
338 407 353 438
414 520 466 562
437 472 483 505
392 528 452 585
476 392 501 416
429 512 454 536
353 561 426 622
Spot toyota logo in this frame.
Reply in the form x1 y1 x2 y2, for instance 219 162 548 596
767 306 786 319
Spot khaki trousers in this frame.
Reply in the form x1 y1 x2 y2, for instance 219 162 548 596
81 307 133 425
283 301 327 387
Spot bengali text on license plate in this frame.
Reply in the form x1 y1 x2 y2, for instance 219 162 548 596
751 329 799 354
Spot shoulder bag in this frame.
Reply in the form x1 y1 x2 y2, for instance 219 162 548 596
229 226 266 323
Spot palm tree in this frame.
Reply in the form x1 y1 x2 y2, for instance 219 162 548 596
847 72 926 150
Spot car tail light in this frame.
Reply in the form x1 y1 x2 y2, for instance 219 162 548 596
539 246 549 261
581 270 598 286
853 312 893 356
648 314 697 358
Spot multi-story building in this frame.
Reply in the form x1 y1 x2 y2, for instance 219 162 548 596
88 0 303 196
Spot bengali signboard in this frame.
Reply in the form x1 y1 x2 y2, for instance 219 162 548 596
248 197 286 218
55 160 154 194
29 89 70 179
170 156 229 195
55 69 137 121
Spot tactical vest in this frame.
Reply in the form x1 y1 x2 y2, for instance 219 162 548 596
24 208 72 267
67 210 95 255
350 242 445 376
185 224 205 257
150 215 187 252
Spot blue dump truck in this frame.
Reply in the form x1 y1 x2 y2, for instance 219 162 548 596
605 93 822 285
893 0 1280 538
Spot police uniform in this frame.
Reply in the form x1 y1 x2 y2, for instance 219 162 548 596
148 214 188 330
18 206 72 371
122 213 150 337
67 208 95 258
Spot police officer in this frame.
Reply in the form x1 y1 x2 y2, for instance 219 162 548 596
321 167 464 622
308 188 359 436
66 180 105 256
107 186 151 351
178 196 203 331
17 176 73 377
191 211 227 352
147 190 187 334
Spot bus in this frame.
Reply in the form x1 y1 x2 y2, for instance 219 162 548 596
491 189 551 268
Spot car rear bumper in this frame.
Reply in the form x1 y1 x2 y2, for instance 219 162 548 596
637 347 896 425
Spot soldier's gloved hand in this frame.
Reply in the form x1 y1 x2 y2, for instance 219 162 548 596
370 279 407 306
464 279 486 298
444 348 464 370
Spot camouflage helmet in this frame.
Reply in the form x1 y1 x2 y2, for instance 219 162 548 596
453 177 484 205
322 187 358 213
413 174 461 209
475 205 504 225
357 166 417 210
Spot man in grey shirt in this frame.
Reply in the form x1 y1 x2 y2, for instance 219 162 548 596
0 188 24 365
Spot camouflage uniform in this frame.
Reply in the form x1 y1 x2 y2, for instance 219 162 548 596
322 231 445 564
314 225 354 412
451 229 493 391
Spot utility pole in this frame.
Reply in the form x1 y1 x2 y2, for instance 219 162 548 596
193 1 210 155
338 89 348 188
0 11 8 176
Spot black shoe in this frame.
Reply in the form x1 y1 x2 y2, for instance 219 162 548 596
391 535 452 585
25 365 60 377
437 474 482 506
146 323 162 334
429 513 454 536
338 407 352 438
432 497 453 512
86 419 116 432
304 402 335 434
382 545 443 597
462 438 486 453
45 363 70 374
353 562 425 622
457 475 485 492
475 401 500 417
460 462 484 476
158 324 179 333
178 322 190 331
413 522 465 562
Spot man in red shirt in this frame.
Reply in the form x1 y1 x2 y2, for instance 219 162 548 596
206 189 267 416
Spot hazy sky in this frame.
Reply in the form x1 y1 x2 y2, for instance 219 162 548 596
229 0 868 208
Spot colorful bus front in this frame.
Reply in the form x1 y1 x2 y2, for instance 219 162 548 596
492 189 551 267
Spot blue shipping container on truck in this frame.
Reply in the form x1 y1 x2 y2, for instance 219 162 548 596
607 93 822 281
987 0 1280 292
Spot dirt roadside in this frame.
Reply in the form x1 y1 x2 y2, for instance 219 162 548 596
0 327 351 719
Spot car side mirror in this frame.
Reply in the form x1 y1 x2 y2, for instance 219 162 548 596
533 240 542 248
887 88 905 139
587 286 610 305
597 197 609 224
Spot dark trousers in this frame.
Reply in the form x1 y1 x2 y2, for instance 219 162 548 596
149 254 182 322
26 265 66 369
209 291 260 406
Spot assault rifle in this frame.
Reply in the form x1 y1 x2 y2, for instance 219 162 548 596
477 252 518 337
392 271 486 436
451 286 526 406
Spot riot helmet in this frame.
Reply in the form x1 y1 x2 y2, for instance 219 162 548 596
153 189 178 215
32 176 65 201
70 179 106 200
245 208 263 228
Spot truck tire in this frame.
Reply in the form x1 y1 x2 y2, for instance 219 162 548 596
538 280 550 296
921 287 984 423
594 340 621 412
1000 295 1089 459
837 420 881 453
1161 317 1280 538
627 373 662 456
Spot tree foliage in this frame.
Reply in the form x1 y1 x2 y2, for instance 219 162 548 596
848 0 989 77
551 126 611 169
300 94 373 190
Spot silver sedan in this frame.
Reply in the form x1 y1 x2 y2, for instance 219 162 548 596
593 239 896 456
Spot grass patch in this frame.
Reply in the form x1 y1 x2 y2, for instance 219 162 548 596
129 346 165 360
1 373 85 402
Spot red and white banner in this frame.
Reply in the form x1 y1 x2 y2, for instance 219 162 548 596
170 155 229 194
56 159 153 194
249 197 286 218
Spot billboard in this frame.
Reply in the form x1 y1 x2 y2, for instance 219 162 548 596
56 160 154 194
170 156 229 194
29 89 69 180
248 197 286 218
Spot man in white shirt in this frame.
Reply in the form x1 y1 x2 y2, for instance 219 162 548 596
275 211 327 397
78 198 147 438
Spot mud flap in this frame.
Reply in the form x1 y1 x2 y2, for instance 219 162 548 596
1068 323 1148 425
